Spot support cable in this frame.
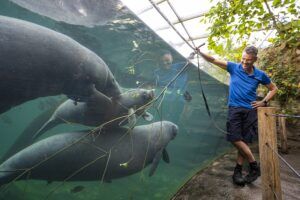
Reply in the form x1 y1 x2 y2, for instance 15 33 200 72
166 0 197 48
266 143 300 179
148 0 195 50
267 113 300 119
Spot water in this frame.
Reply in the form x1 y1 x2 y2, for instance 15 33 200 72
0 1 230 199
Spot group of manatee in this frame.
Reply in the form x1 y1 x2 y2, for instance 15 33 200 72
0 15 178 187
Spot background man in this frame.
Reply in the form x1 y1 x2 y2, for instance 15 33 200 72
152 50 190 124
197 46 277 186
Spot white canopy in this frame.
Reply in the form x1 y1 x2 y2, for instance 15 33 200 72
121 0 215 58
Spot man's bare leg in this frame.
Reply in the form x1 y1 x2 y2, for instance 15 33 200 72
231 141 248 186
232 140 260 184
233 140 255 162
237 151 245 165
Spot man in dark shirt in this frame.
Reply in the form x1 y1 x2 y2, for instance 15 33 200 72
197 46 278 186
153 51 189 123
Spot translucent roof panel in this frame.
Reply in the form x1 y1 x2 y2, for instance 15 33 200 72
121 0 217 66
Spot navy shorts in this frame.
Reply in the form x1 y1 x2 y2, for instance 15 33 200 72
226 107 258 143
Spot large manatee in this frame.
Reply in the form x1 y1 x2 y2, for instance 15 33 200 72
0 121 178 185
0 16 121 114
33 88 155 139
10 0 123 27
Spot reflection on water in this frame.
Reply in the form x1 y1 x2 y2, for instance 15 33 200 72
10 0 123 27
0 1 230 199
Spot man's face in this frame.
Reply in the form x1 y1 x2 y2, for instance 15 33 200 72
161 54 173 69
241 52 257 71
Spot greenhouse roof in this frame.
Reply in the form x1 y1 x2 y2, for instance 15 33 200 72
121 0 275 67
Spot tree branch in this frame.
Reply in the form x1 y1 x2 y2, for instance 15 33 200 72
263 0 281 32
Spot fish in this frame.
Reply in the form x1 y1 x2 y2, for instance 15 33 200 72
70 185 85 193
183 91 192 102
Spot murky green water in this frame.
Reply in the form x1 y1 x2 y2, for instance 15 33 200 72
0 1 230 199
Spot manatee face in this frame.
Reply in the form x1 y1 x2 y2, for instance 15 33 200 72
121 89 155 111
148 121 178 150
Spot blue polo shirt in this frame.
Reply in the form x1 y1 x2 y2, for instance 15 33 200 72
227 62 271 109
154 62 188 92
153 62 188 101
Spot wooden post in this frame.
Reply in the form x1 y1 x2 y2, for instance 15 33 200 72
278 117 288 154
258 107 282 200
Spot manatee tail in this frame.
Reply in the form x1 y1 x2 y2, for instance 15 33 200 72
0 168 19 187
32 117 62 140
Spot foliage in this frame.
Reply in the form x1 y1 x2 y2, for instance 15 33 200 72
204 0 300 114
203 0 300 52
257 44 300 109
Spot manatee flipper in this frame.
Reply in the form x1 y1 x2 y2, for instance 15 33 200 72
68 84 112 107
162 149 170 163
117 108 136 127
149 149 163 177
33 117 62 139
128 108 137 128
142 112 153 122
88 85 112 107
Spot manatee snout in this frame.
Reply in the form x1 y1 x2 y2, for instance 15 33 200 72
141 89 155 101
157 121 178 141
170 124 178 140
148 89 155 99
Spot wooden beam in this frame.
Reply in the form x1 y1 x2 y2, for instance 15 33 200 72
258 107 282 200
278 117 288 154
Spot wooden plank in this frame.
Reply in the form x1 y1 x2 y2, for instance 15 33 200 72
258 107 282 200
278 117 288 154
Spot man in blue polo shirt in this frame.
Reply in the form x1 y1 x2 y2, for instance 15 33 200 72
197 46 278 186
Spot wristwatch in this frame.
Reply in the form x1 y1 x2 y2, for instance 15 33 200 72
263 100 268 106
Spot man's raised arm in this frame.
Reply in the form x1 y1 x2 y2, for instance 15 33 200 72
197 49 228 70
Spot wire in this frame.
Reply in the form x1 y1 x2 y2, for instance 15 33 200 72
148 0 195 50
196 53 228 135
259 180 280 200
267 113 300 119
266 143 300 179
165 0 197 48
258 30 274 48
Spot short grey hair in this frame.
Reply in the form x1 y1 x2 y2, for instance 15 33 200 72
244 46 258 57
160 50 172 56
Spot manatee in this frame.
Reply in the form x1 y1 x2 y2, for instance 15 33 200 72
10 0 123 27
0 121 178 185
33 89 155 139
0 16 121 114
